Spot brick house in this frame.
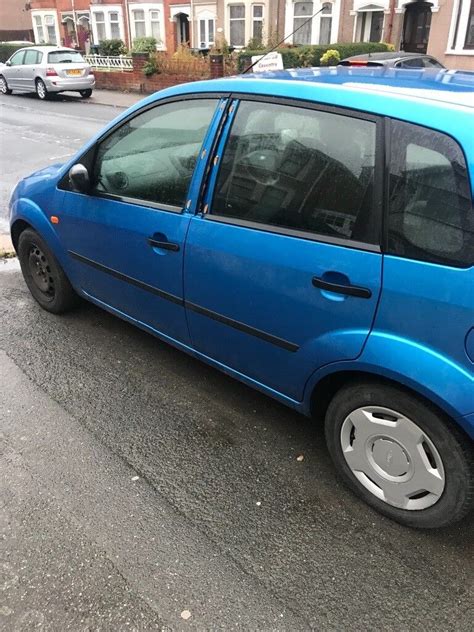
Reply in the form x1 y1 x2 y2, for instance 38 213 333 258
0 0 34 41
27 0 473 69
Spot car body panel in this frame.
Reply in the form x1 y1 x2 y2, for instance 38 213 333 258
9 68 474 440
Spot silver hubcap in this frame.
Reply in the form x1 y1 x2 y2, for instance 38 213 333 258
37 82 45 98
340 406 445 510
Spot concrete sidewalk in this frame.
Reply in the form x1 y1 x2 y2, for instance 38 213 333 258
0 234 14 258
87 89 145 109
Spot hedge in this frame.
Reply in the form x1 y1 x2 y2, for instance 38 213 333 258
237 42 393 72
0 42 33 63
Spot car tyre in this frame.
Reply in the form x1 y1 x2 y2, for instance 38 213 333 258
18 228 78 314
325 381 474 528
0 75 12 95
35 78 49 100
79 89 92 98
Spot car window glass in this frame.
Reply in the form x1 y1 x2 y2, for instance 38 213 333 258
398 58 424 68
423 57 443 68
48 50 84 64
37 51 43 63
9 51 25 66
211 101 377 243
24 50 39 65
388 120 473 267
93 99 218 208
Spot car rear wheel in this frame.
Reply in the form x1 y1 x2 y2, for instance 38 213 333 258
18 229 78 314
0 75 12 95
35 78 49 100
325 381 473 528
79 89 92 98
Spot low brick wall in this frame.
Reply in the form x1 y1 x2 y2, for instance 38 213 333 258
93 52 224 94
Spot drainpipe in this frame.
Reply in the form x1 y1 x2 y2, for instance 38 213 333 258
387 0 396 46
124 0 132 49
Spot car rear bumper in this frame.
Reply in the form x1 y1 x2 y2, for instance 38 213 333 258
45 75 95 92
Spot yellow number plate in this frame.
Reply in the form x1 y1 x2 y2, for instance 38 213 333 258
67 69 82 76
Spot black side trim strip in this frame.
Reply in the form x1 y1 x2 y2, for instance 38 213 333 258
312 276 372 299
69 251 299 352
186 301 299 353
68 251 184 306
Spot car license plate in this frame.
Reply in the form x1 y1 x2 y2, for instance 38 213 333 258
67 69 82 76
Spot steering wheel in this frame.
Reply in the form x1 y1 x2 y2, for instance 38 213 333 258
237 147 281 187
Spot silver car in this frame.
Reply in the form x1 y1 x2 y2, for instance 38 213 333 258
0 46 95 100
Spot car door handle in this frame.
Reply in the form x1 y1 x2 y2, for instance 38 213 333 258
147 237 180 252
312 276 372 299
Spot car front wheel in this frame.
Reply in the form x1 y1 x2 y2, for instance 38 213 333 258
0 75 12 95
79 89 92 98
18 228 78 314
325 381 473 528
36 78 49 100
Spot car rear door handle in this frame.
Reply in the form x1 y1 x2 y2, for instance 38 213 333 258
312 276 372 299
147 237 180 252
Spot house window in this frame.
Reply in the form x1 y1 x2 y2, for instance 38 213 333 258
110 11 120 39
229 5 245 47
319 2 332 45
252 5 264 43
465 0 474 47
132 10 146 37
356 10 384 43
94 12 106 41
294 2 313 45
449 0 474 51
150 10 161 40
199 18 215 47
32 13 58 44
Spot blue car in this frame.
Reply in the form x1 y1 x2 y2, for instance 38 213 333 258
9 67 474 528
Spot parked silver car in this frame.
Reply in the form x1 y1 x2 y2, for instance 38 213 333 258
0 46 95 100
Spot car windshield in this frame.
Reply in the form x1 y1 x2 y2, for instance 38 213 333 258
47 50 84 64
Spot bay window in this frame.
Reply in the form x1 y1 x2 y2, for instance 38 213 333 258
252 5 264 43
229 5 245 47
319 2 332 44
91 7 123 44
32 12 58 45
199 18 215 48
293 2 313 45
450 0 474 52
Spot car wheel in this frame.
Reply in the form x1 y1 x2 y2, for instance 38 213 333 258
79 89 92 99
325 381 473 528
0 75 12 95
35 78 48 100
18 228 78 314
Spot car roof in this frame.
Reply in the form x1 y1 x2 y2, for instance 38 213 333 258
344 52 435 62
17 45 78 53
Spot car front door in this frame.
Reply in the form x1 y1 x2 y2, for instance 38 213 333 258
19 49 41 91
58 96 224 344
184 98 383 401
4 50 26 89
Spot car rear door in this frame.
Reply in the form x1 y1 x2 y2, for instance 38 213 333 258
19 49 41 91
4 50 26 89
58 95 226 344
183 98 384 401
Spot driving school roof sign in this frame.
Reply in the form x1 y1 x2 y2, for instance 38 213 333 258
250 52 284 73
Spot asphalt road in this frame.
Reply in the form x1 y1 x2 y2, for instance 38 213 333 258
1 98 473 631
0 92 124 234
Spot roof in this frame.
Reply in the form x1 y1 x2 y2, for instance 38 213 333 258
343 52 436 61
17 45 76 53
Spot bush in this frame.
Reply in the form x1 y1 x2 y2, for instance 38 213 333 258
132 37 158 53
98 39 127 56
320 49 341 66
0 42 33 63
237 42 393 72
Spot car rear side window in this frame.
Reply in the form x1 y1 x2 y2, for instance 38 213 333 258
388 120 473 267
93 99 218 208
23 50 40 65
211 101 378 244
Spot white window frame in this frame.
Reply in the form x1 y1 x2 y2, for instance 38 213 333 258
90 6 124 44
228 4 246 48
284 0 338 46
198 13 216 48
31 10 60 45
447 0 474 55
252 4 264 42
128 4 165 48
354 8 384 43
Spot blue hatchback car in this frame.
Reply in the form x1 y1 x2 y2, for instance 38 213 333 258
9 67 474 528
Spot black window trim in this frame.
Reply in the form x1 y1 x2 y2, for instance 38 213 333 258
203 93 384 254
58 91 230 215
383 116 474 269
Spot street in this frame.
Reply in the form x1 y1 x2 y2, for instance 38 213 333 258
1 95 473 631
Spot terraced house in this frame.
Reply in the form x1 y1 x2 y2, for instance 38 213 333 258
26 0 474 69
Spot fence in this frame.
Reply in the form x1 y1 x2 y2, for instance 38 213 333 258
84 55 133 72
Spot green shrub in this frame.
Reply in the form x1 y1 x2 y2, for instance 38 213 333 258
320 49 341 66
98 39 127 56
237 42 392 72
142 58 160 76
0 42 33 63
132 37 158 53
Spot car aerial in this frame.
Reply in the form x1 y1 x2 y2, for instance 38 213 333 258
0 45 95 100
8 67 474 528
339 51 445 69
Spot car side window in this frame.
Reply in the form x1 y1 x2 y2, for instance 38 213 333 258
211 101 378 243
396 58 424 68
388 120 473 267
9 51 25 66
93 99 218 209
24 50 39 65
